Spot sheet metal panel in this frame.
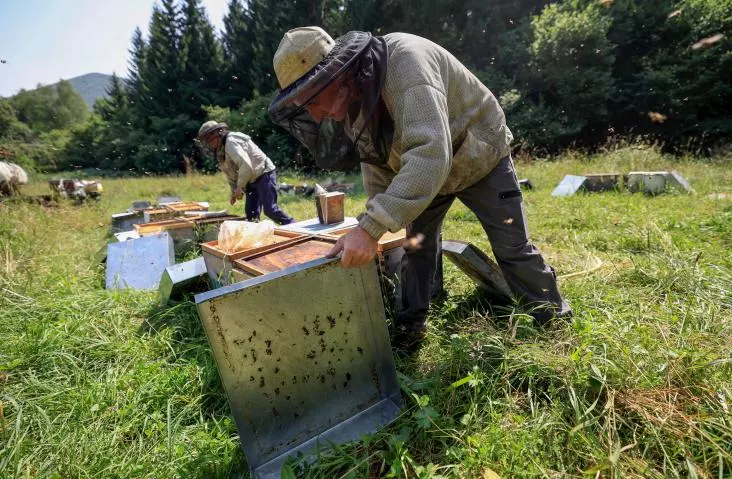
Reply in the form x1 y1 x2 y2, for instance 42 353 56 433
276 216 359 235
195 259 401 479
551 175 587 197
105 233 174 290
158 257 208 305
442 240 512 303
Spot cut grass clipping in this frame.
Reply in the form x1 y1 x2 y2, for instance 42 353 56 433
1 145 731 478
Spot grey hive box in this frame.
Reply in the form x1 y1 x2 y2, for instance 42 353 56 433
111 210 145 233
157 195 181 205
194 258 402 479
106 233 175 290
159 257 208 305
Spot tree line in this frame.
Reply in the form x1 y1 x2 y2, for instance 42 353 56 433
1 0 730 174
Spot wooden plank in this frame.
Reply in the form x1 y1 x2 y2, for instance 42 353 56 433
376 230 406 253
164 201 208 212
201 232 305 259
134 218 194 235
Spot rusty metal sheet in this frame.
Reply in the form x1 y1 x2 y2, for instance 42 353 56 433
195 259 401 479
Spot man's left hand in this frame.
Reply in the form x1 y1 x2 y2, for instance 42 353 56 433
326 226 378 268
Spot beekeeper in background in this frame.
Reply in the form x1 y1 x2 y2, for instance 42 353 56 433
197 121 293 225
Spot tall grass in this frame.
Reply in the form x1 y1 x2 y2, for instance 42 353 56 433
1 145 731 478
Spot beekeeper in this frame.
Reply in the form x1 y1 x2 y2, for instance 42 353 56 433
269 27 571 351
197 122 293 225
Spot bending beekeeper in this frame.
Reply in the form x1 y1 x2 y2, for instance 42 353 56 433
269 27 571 351
197 122 294 225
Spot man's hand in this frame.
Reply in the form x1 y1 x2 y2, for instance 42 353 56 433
230 187 244 205
326 226 378 268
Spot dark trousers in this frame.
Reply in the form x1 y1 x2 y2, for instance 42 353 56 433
397 156 570 331
245 171 294 225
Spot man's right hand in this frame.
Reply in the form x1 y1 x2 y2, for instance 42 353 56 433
230 187 244 205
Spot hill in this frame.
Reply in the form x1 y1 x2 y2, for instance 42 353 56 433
66 73 113 110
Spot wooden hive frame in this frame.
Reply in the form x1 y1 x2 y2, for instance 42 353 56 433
233 235 337 276
164 201 208 213
200 230 306 287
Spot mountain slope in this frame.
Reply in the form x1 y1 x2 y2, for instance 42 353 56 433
66 73 114 110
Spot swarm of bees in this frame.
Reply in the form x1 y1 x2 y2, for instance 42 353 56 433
648 112 668 123
403 233 425 252
692 34 724 50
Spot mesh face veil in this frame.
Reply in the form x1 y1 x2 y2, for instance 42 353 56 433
269 31 393 171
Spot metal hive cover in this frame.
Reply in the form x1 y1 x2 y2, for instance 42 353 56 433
105 233 174 290
195 258 402 478
442 240 512 303
551 175 587 197
276 216 359 235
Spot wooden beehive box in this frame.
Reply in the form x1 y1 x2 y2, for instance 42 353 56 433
134 218 197 254
134 218 193 236
190 215 245 243
135 218 196 255
143 207 176 223
583 173 621 192
164 201 208 214
200 230 305 287
233 236 337 276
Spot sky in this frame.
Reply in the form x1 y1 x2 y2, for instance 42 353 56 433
0 0 229 97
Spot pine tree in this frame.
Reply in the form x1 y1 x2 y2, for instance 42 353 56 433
179 0 224 116
221 0 255 105
126 27 148 117
141 0 181 117
95 73 128 121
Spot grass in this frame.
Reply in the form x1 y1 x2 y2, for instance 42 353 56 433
1 144 731 478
